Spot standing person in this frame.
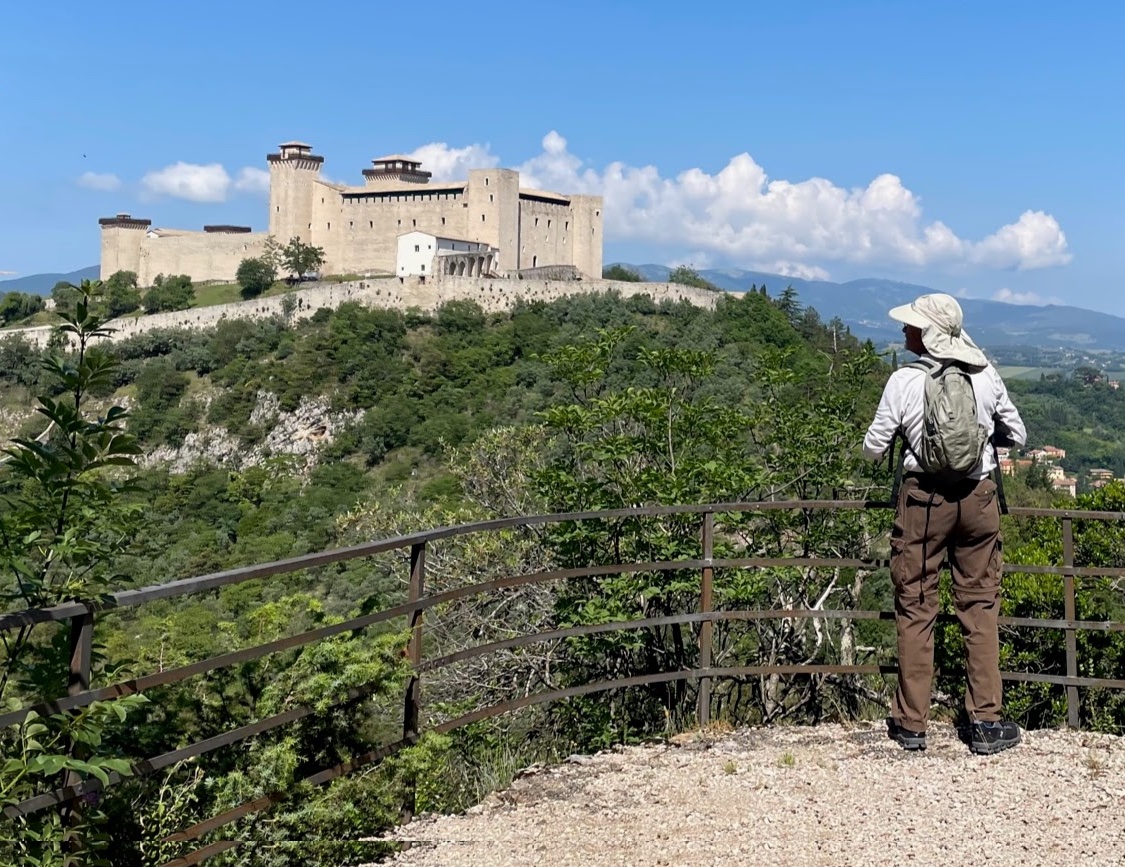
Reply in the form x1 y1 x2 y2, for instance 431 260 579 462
863 293 1027 755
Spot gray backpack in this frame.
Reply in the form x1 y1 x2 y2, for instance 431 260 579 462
904 357 990 481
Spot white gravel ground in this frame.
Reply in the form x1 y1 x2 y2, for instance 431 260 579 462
382 721 1125 867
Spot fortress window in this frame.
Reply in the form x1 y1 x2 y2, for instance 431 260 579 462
321 198 325 204
548 219 552 228
489 194 493 202
534 217 539 227
414 245 420 252
327 222 331 230
485 177 489 186
413 219 416 227
370 221 373 228
349 221 353 228
421 264 426 272
398 219 402 226
481 214 486 222
565 221 569 231
276 206 280 213
596 210 601 217
441 217 446 226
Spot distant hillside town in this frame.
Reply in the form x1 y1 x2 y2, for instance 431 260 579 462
995 444 1125 498
99 142 603 287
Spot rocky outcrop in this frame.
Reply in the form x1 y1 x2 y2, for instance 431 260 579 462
140 391 362 474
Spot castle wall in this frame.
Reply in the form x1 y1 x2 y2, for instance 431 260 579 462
311 187 473 276
518 198 573 272
135 232 268 287
1 278 723 350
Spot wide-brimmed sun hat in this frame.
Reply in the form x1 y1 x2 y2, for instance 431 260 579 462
889 293 988 368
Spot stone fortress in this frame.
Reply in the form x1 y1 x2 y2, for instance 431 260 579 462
99 142 603 286
0 138 724 351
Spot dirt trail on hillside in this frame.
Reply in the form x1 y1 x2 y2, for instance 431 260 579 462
380 722 1125 867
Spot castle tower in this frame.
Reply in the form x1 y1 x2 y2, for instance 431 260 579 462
98 213 151 279
569 195 603 279
466 168 520 272
363 155 431 190
267 142 323 244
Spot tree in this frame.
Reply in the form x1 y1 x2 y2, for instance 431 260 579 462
282 237 326 284
525 327 885 743
0 291 44 326
776 285 803 322
236 257 277 299
261 235 286 272
602 264 642 282
0 282 148 862
100 270 141 318
50 281 82 317
143 274 195 313
668 265 718 291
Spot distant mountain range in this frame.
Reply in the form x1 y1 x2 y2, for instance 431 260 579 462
0 266 99 295
622 264 1125 352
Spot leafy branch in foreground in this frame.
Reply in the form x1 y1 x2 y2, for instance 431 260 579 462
0 281 149 865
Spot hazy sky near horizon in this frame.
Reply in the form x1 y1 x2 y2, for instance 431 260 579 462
2 2 1122 311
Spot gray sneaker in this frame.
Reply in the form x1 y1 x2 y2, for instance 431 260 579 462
887 718 927 751
969 720 1021 755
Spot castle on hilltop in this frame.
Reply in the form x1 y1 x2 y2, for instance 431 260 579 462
99 142 603 286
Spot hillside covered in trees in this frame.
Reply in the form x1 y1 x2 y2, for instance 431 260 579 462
1 277 1122 866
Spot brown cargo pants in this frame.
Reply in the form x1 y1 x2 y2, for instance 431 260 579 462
890 474 1004 732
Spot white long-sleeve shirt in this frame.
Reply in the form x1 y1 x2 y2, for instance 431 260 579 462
863 358 1027 479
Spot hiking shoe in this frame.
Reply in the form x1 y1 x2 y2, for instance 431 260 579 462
887 718 927 751
968 720 1021 755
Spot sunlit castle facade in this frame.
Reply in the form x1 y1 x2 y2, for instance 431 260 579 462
99 142 603 287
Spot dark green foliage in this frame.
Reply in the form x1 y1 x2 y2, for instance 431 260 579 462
143 274 195 313
0 283 149 864
50 280 82 317
602 264 642 282
0 290 44 326
100 270 142 318
668 265 718 290
236 257 276 299
1007 374 1125 480
282 237 326 283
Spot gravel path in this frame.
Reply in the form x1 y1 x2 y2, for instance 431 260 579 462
383 722 1124 867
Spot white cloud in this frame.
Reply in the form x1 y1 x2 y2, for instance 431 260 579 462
413 131 1071 274
142 162 231 203
760 261 832 281
77 171 121 192
0 270 16 277
407 142 499 182
233 167 270 196
992 287 1062 306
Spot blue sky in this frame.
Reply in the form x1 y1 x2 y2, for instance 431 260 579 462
3 1 1123 311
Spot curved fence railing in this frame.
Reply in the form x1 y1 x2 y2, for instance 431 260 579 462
2 500 1124 865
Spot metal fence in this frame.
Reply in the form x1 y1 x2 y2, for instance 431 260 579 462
2 499 1124 865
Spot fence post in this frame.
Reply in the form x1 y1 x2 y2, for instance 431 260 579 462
404 542 426 740
697 511 714 728
1061 517 1080 728
63 610 94 840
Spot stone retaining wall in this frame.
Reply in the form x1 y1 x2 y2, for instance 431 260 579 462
0 276 726 349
